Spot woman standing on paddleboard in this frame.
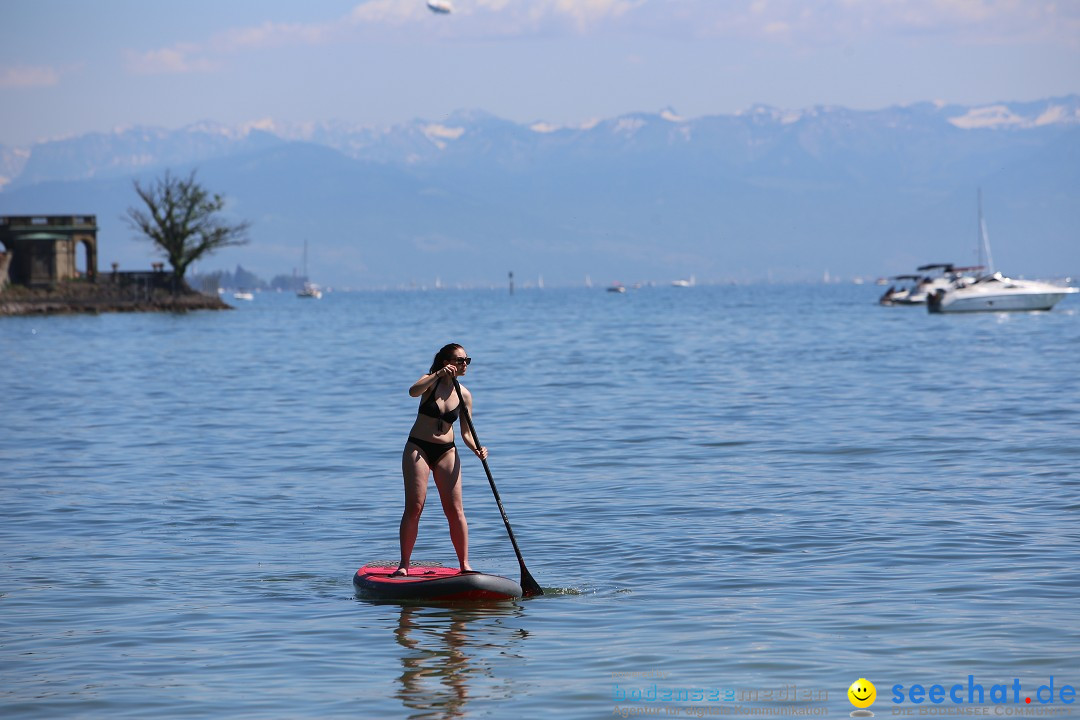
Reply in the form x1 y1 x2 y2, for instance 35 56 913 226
394 343 488 577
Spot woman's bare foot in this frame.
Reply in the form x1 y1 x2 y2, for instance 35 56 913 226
391 567 408 577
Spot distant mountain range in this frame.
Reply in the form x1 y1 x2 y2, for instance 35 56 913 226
2 96 1078 287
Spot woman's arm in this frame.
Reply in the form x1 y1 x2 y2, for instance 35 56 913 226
409 365 455 397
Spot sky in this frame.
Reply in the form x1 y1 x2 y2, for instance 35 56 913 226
2 0 1080 147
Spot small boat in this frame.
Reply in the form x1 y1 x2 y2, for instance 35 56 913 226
671 275 695 288
297 282 322 299
233 291 254 301
607 282 627 293
353 563 521 602
928 273 1077 313
878 274 923 306
296 240 322 299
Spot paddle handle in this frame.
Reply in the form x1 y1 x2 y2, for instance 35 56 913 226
452 377 543 597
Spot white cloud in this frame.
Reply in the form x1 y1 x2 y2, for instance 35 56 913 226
121 0 1080 79
216 20 334 51
762 21 791 37
702 0 1080 45
122 0 646 76
349 0 427 25
345 0 643 34
547 0 640 30
126 16 338 75
127 2 425 74
126 44 217 75
0 64 60 89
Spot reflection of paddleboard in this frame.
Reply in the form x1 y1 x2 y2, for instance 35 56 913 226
353 563 522 602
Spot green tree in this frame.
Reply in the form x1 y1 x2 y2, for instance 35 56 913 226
125 170 250 290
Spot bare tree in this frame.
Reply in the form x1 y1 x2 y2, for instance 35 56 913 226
125 170 250 291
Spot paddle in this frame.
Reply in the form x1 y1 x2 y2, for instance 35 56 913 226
452 376 543 598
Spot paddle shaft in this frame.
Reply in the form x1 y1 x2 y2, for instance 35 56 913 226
452 377 543 598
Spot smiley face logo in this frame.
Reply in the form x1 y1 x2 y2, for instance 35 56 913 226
848 678 877 709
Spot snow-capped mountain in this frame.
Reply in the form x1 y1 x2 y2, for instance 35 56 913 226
4 96 1078 189
1 96 1077 287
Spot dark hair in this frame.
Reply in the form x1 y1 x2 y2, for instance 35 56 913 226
429 343 464 373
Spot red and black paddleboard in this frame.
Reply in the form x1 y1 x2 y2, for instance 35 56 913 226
353 563 523 602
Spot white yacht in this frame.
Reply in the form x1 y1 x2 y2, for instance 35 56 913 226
928 273 1077 313
927 192 1077 313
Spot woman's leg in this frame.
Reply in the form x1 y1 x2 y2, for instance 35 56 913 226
398 443 431 575
432 449 472 572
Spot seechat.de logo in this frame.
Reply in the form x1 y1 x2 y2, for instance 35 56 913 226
891 676 1077 707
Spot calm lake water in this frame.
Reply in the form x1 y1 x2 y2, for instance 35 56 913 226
2 285 1079 719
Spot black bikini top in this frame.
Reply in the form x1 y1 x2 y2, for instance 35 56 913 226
417 378 459 425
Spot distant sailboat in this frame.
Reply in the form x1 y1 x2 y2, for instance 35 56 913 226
671 275 695 288
297 239 322 299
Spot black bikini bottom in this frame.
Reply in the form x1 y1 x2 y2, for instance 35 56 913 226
406 436 456 465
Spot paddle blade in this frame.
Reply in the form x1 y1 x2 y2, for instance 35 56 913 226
520 566 544 598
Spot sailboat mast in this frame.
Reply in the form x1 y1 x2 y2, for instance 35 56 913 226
977 190 994 274
976 189 984 270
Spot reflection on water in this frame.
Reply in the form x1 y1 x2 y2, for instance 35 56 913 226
392 604 529 720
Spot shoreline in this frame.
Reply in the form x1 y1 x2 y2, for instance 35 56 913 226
0 282 232 316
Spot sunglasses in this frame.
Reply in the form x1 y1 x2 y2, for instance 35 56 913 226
451 357 472 366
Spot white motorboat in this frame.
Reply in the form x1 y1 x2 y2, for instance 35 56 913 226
928 273 1077 313
927 192 1077 313
878 274 924 305
879 264 983 306
233 291 254 301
